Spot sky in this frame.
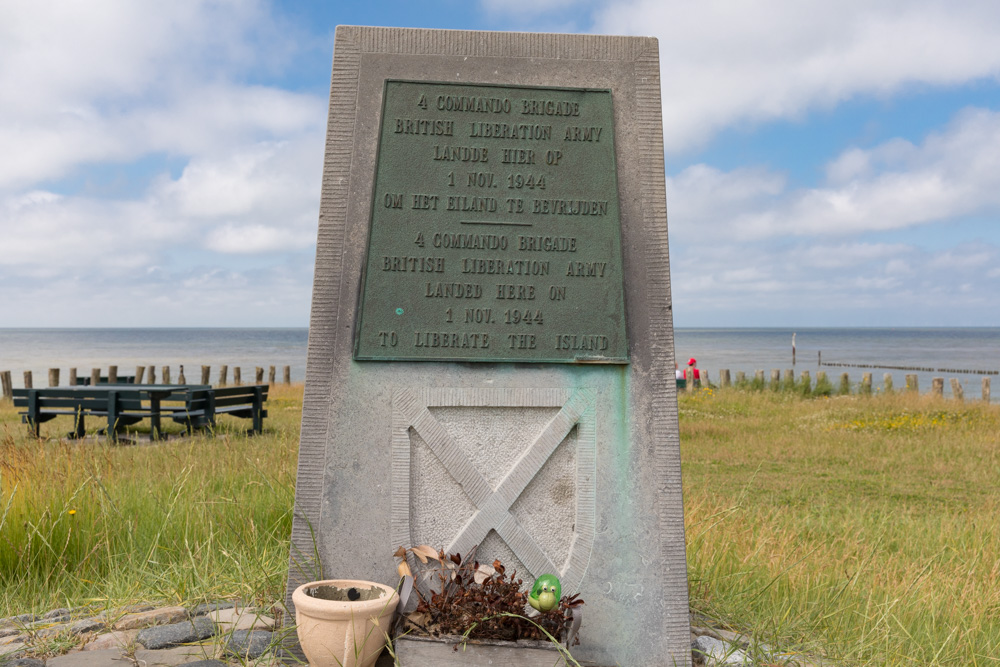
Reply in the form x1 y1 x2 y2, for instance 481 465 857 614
2 0 1000 328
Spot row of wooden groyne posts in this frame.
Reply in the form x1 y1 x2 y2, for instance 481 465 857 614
684 368 993 402
0 364 293 400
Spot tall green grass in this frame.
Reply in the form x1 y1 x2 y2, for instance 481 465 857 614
0 385 302 616
5 381 999 664
681 386 1000 665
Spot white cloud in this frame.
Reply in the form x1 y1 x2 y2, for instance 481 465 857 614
669 107 1000 241
593 0 1000 153
0 1 322 190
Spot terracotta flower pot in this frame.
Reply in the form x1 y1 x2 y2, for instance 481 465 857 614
292 579 399 667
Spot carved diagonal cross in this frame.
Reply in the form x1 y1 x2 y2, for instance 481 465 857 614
409 390 590 578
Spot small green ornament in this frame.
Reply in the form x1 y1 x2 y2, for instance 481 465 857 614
528 574 561 612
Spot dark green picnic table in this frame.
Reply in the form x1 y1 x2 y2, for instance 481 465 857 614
14 384 209 441
13 383 269 441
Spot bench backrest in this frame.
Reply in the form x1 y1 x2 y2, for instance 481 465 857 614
13 388 145 411
210 385 269 408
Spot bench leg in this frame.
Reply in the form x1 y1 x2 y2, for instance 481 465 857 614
149 397 162 441
252 387 263 434
107 390 119 443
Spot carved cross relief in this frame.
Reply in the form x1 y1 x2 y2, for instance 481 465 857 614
391 388 597 593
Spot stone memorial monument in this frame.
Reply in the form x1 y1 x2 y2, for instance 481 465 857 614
287 26 689 665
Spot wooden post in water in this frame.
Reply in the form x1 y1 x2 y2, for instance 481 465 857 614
792 332 796 366
931 378 944 397
178 365 186 384
983 377 991 403
135 366 146 384
24 371 33 389
818 350 821 367
861 373 872 395
48 368 60 387
162 366 171 385
950 378 964 401
1 371 12 399
269 365 276 385
201 365 211 385
883 373 893 393
233 367 242 386
283 365 291 384
905 374 918 392
108 366 118 384
90 368 100 386
69 368 78 386
255 367 264 383
720 369 731 387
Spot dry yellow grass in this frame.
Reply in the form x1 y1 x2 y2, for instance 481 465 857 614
681 386 1000 665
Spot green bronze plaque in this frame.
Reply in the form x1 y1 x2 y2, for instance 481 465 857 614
354 80 628 363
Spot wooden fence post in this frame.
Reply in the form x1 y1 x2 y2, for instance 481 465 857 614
90 368 100 386
283 365 291 384
720 369 731 387
48 368 60 387
24 371 33 389
109 365 118 384
255 367 264 383
770 369 780 389
950 378 964 401
69 368 78 386
219 365 228 386
162 366 171 385
983 377 991 403
201 365 211 385
233 367 241 386
178 365 186 384
905 374 918 392
755 370 764 384
148 365 156 384
1 371 12 399
883 373 893 392
268 366 276 385
800 370 811 391
861 372 872 394
931 378 943 397
135 366 146 384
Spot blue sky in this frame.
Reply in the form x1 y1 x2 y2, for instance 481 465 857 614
2 0 1000 327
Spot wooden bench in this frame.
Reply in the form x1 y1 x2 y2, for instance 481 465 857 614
170 384 269 435
13 386 192 441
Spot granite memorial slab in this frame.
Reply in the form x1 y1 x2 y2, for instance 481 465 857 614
287 26 688 666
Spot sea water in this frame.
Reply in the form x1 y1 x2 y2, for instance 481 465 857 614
1 327 997 399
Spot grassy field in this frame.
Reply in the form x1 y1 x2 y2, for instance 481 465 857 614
682 385 1000 665
3 382 998 664
0 385 302 617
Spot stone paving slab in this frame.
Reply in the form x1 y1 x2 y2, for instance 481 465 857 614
134 646 217 666
207 609 274 633
81 630 138 652
112 607 188 631
45 649 124 667
137 618 214 651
